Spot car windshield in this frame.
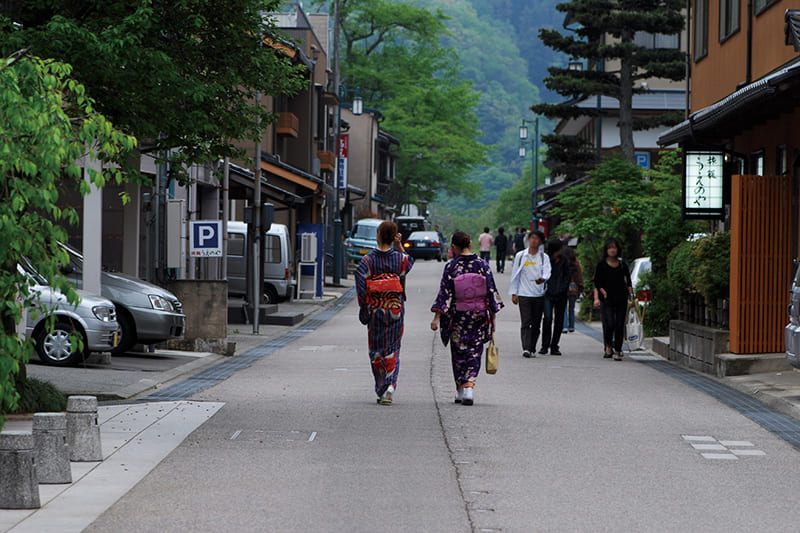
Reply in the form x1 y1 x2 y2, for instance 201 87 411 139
408 231 439 241
18 258 48 285
59 243 84 274
353 224 378 239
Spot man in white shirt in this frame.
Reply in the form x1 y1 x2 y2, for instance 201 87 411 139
509 230 551 358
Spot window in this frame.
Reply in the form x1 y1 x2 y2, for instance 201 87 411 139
754 0 779 15
228 233 245 257
264 235 281 264
719 0 740 41
751 150 764 176
694 0 709 60
777 145 788 175
634 31 680 49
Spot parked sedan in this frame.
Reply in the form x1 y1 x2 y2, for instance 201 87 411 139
59 243 185 354
19 262 120 366
403 231 444 260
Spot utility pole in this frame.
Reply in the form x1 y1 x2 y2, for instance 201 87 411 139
332 0 343 284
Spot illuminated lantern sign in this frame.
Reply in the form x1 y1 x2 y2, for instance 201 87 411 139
684 151 725 219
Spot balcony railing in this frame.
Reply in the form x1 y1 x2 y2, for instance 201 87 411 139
276 112 299 138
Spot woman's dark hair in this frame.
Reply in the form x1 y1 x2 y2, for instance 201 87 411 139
483 226 490 233
498 227 505 235
376 220 397 245
547 238 562 255
603 237 622 258
451 231 471 250
563 246 577 263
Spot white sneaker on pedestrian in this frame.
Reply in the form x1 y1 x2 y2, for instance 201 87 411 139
379 385 394 405
462 386 474 406
454 387 463 403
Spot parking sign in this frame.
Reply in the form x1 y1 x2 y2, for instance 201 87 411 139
190 221 223 257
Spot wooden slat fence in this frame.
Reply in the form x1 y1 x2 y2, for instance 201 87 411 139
730 174 793 354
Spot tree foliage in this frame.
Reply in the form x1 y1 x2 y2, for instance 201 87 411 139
552 156 651 265
315 0 488 206
0 0 305 182
0 53 136 425
531 0 685 163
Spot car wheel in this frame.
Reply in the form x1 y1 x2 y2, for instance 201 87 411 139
263 285 279 305
35 320 85 366
111 311 137 355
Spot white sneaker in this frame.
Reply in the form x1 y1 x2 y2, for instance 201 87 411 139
454 387 463 403
379 385 394 405
462 386 474 406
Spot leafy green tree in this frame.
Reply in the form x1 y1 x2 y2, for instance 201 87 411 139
531 0 685 164
0 52 136 426
315 0 488 206
1 0 305 181
553 156 651 265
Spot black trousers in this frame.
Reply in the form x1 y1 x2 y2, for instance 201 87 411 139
518 296 545 352
542 294 567 350
601 300 628 352
496 250 506 272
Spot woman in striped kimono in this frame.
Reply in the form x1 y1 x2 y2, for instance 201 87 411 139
355 220 414 405
430 231 503 406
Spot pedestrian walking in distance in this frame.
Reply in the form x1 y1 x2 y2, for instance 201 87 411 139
592 237 633 361
540 238 570 355
431 231 503 405
562 247 584 333
478 227 493 264
355 221 414 405
508 230 551 358
494 227 508 273
512 227 525 255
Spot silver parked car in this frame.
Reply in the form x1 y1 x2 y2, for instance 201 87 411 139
19 262 120 366
786 264 800 369
59 243 186 354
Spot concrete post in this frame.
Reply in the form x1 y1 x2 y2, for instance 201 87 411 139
66 396 103 462
32 412 72 484
0 432 41 509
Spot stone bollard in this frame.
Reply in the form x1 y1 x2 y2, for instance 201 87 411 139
0 431 41 509
66 396 103 462
32 412 72 484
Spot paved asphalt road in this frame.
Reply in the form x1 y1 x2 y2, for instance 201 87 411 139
84 259 800 532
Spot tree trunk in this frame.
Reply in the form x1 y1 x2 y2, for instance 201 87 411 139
618 56 635 163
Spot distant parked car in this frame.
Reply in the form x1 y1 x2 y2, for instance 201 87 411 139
226 221 295 304
403 231 444 260
629 256 652 302
19 262 120 366
786 263 800 369
345 218 382 263
59 243 185 355
394 216 430 242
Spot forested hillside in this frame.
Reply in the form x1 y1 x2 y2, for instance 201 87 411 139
419 0 564 232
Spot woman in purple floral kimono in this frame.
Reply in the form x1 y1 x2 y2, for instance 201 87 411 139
430 231 503 405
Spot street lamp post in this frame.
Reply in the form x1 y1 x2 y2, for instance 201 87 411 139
519 118 539 230
333 85 363 284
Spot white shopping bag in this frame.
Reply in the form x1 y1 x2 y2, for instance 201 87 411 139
625 303 644 352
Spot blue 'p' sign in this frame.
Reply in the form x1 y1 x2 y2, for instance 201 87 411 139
190 221 223 257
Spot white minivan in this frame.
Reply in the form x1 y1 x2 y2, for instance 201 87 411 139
227 221 294 304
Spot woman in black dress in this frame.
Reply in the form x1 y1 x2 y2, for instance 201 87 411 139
592 238 633 360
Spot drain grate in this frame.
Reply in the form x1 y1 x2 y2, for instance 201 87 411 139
136 288 356 402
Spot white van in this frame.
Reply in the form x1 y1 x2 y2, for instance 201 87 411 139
227 221 294 304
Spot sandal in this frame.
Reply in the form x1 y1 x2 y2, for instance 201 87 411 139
603 347 613 359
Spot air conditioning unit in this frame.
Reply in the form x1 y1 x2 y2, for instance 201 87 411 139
300 233 318 263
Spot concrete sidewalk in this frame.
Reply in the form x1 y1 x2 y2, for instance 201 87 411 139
24 280 355 401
